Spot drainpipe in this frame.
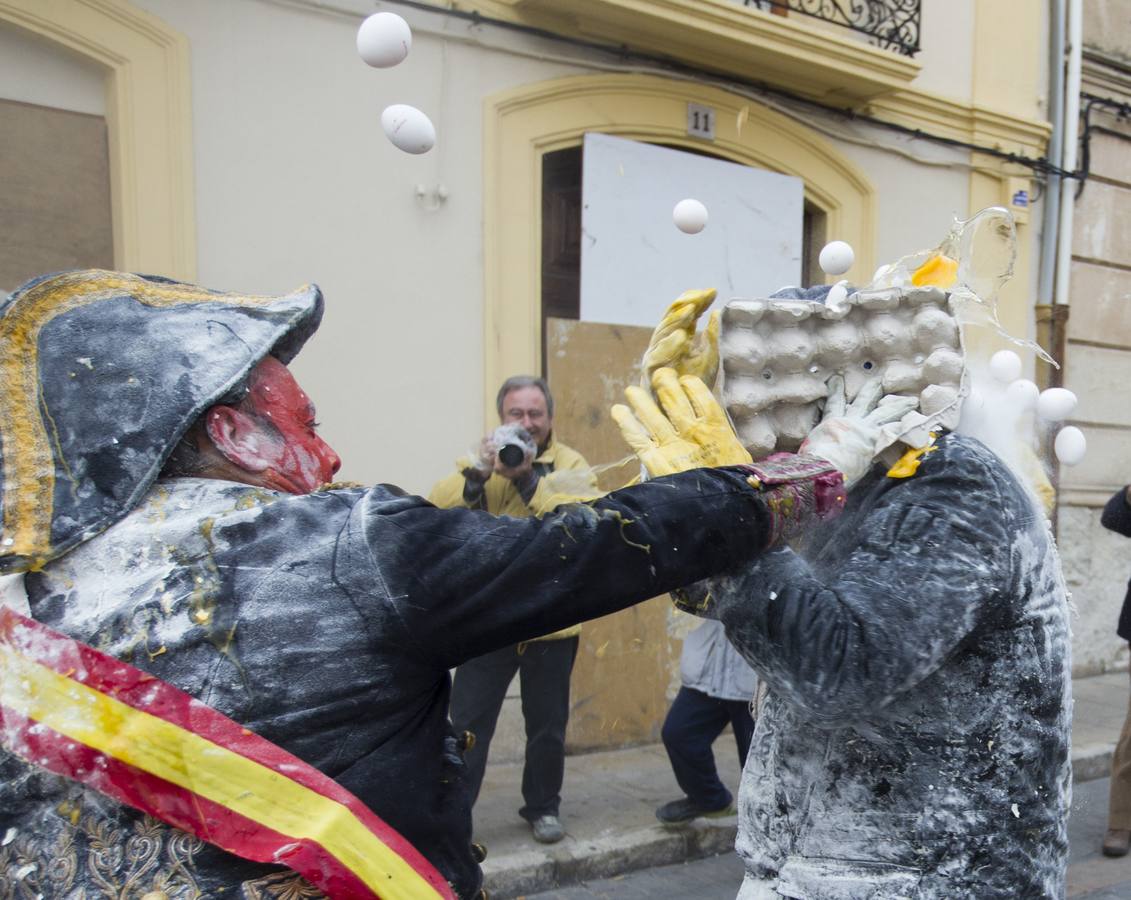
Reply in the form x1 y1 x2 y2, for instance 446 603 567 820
1051 0 1083 375
1045 0 1082 528
1035 0 1066 391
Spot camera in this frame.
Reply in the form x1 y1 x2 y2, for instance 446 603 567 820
493 423 535 468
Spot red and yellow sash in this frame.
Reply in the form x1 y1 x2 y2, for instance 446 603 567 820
0 607 455 900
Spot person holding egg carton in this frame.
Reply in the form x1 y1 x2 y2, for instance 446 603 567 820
613 224 1071 898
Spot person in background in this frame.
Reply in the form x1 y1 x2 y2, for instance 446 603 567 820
1101 483 1131 858
656 617 757 825
429 376 597 845
615 283 1071 898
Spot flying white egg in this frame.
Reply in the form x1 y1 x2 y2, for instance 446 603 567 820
357 12 412 68
381 104 435 155
673 199 708 234
989 350 1022 384
1004 378 1039 411
1054 425 1086 466
1036 387 1077 422
819 241 855 276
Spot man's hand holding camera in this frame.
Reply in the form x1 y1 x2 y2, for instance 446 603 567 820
460 424 539 503
489 423 537 483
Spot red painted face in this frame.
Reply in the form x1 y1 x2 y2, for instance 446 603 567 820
239 357 341 494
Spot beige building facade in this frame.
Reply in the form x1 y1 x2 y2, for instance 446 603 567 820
3 0 1125 754
1058 0 1131 677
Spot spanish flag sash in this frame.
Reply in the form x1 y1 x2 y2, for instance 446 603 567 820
0 607 455 900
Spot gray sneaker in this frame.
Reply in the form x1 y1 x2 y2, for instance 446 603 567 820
530 814 565 844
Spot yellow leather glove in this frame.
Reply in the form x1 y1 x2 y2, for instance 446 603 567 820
612 367 752 477
641 289 721 390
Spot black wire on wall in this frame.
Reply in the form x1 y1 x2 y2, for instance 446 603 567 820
1076 92 1131 197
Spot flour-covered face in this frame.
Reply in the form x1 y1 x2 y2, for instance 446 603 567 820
208 357 341 494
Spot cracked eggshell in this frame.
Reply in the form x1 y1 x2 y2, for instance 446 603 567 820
899 410 935 448
824 280 851 316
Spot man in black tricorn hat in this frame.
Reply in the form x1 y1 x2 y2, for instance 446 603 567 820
0 270 883 899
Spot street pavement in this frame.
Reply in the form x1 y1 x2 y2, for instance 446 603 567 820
524 776 1131 899
476 672 1130 898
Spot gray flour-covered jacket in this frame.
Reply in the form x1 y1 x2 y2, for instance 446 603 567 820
680 618 758 702
2 467 776 899
702 432 1071 899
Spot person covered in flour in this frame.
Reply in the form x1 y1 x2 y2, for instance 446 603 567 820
614 210 1071 899
0 270 891 900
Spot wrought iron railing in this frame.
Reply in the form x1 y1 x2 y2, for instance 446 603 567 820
741 0 921 57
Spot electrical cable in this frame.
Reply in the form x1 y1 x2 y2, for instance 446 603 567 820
1075 91 1131 197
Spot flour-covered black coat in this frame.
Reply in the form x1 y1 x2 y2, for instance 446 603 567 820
1100 486 1131 641
1 468 772 899
704 433 1071 899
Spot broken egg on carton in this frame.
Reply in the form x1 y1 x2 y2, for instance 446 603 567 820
720 285 964 457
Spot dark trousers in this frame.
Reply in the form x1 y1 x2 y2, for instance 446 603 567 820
1110 646 1131 829
449 636 579 821
661 685 755 810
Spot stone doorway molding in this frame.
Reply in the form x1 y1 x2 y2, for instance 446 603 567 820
482 72 875 423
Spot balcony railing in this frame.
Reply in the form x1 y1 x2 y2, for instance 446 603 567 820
741 0 922 57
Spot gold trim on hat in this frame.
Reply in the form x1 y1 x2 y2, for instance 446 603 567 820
0 271 307 570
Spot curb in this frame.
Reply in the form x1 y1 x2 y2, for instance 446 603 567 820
482 817 737 898
1073 742 1115 784
482 745 1114 898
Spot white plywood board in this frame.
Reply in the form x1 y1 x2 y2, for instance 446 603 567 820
580 132 804 328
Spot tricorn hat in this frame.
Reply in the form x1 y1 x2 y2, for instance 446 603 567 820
0 270 323 574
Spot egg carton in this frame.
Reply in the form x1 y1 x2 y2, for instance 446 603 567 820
720 285 965 458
